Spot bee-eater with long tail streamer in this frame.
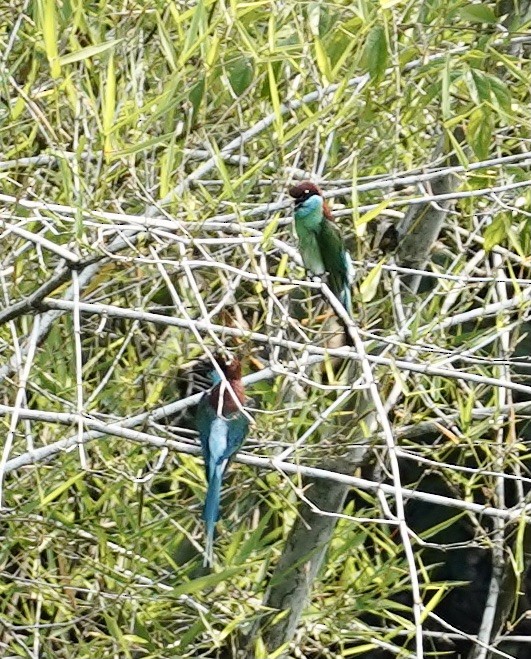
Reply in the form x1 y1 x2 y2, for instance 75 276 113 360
196 354 249 566
289 181 354 318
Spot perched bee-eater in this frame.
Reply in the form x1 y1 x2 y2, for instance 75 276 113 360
289 181 354 317
196 354 249 566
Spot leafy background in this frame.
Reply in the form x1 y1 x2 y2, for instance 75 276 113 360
1 0 531 657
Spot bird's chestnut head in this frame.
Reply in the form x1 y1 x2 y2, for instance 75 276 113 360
289 181 323 207
214 352 242 380
289 180 334 221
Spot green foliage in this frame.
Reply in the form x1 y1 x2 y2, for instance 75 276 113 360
362 23 388 81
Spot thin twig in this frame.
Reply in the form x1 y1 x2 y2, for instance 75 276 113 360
0 316 41 508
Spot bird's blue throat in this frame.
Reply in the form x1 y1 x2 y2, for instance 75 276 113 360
294 194 323 220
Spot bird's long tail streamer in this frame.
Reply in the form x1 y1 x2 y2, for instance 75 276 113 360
203 465 223 567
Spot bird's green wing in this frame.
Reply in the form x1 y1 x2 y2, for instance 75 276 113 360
295 217 326 276
320 219 350 297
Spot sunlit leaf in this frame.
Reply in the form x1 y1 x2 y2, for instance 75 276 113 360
457 3 497 23
172 565 247 597
38 0 60 77
59 39 122 66
469 69 491 104
466 105 493 160
228 57 254 95
488 74 512 111
355 200 391 228
360 259 384 302
362 24 388 81
102 52 116 157
315 37 333 82
41 472 84 506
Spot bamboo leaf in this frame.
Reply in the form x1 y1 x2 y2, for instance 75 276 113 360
262 215 280 247
189 77 205 120
457 3 497 23
362 24 388 81
39 0 61 77
441 54 451 119
228 57 254 95
267 61 283 139
59 39 122 66
469 69 491 104
488 74 512 112
172 565 247 597
41 472 84 506
360 259 384 302
483 214 508 251
355 200 391 228
421 584 451 620
102 52 116 158
315 37 333 82
180 0 206 65
344 643 379 655
466 106 493 160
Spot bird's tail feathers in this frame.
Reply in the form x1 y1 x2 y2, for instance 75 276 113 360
343 253 355 318
204 520 215 568
340 285 353 320
338 284 355 346
345 252 356 285
202 465 223 567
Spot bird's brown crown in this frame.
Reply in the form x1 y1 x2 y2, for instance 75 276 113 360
214 352 242 382
288 181 323 199
210 353 245 414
